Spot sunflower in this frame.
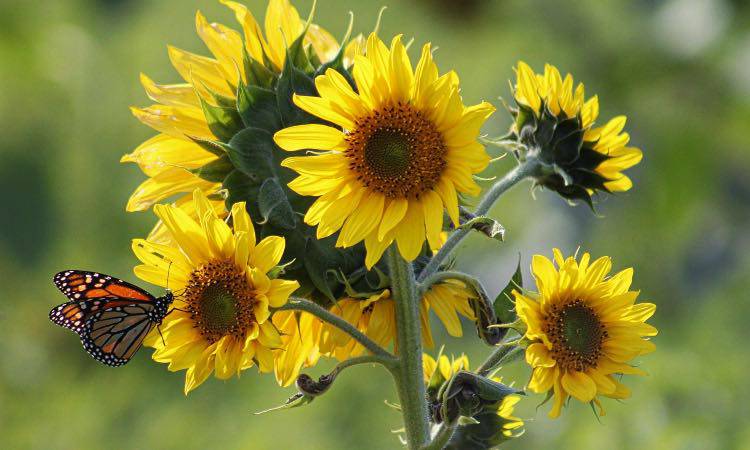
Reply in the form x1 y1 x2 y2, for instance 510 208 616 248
510 61 643 205
274 32 495 268
319 281 476 361
513 249 657 418
133 189 299 394
422 352 469 385
123 0 353 213
146 193 227 246
422 353 524 442
272 310 322 387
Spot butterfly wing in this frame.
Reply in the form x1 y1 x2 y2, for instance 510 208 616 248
50 270 155 333
82 303 157 367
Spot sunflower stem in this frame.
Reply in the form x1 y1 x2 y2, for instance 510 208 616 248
387 246 430 449
296 355 396 397
334 354 395 372
417 270 485 298
476 340 524 377
279 298 394 360
417 159 540 282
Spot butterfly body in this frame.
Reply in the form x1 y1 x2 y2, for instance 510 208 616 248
50 270 174 367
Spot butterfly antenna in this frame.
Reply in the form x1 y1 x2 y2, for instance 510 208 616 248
165 260 173 293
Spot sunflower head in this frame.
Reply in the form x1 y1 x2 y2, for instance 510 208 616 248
423 353 470 394
124 0 379 305
514 249 657 418
317 280 476 361
133 189 300 394
508 61 643 208
275 32 495 268
422 353 524 446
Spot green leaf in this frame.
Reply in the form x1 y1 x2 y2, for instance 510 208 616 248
237 83 282 131
286 26 314 74
189 137 230 158
254 393 314 415
456 416 481 426
191 154 234 182
446 411 523 449
304 236 342 302
314 50 356 90
200 98 243 142
223 169 261 218
277 56 319 127
258 178 296 230
494 255 523 324
242 50 275 88
227 127 277 183
467 372 523 403
458 216 505 242
439 371 522 424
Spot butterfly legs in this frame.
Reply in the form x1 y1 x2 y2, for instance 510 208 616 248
156 324 166 347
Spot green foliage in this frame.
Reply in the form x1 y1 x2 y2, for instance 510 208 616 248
5 0 750 448
494 256 522 325
191 22 380 305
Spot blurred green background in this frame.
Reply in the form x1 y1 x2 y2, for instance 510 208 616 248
2 0 749 448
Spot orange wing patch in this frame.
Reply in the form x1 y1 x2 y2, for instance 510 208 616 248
63 305 83 320
85 289 111 298
106 284 151 301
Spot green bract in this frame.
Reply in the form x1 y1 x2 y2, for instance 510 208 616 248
510 101 613 208
189 30 378 305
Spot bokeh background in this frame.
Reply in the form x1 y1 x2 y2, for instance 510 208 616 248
2 0 749 448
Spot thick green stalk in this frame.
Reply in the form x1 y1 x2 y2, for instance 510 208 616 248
417 159 540 282
387 246 430 449
279 298 394 360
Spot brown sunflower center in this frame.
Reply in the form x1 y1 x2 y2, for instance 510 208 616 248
544 299 607 371
345 102 447 198
183 258 256 343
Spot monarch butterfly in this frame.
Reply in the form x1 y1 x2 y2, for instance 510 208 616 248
49 270 174 367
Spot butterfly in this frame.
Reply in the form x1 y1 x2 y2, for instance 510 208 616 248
49 270 174 367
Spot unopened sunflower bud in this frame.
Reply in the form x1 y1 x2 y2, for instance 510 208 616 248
506 61 643 208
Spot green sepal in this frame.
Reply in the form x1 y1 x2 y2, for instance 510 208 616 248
242 49 275 89
456 416 481 426
445 410 524 449
436 371 522 425
227 127 277 184
494 255 522 324
277 56 319 127
191 154 234 183
467 373 523 404
285 25 314 75
267 258 296 279
189 137 230 158
199 97 243 143
304 235 350 303
237 82 282 131
257 177 297 230
223 170 261 215
314 43 356 89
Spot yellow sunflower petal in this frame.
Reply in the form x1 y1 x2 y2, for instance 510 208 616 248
274 124 348 152
267 279 299 307
250 236 285 274
561 370 597 402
